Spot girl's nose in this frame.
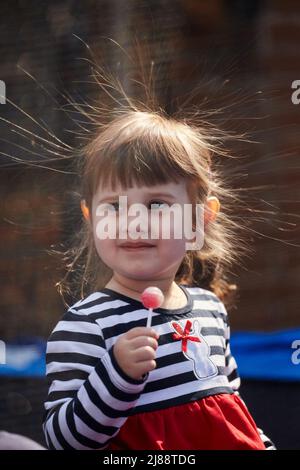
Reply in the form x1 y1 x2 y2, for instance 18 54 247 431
118 207 150 240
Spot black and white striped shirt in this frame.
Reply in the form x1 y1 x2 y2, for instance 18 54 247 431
43 285 275 450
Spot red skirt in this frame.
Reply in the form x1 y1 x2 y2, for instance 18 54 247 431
107 393 266 450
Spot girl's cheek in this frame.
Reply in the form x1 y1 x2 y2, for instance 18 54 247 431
93 213 118 242
159 211 186 242
94 238 116 266
148 211 179 241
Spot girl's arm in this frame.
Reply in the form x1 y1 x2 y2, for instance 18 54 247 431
43 308 147 450
217 298 276 450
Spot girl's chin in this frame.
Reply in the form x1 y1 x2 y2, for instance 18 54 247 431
121 270 159 280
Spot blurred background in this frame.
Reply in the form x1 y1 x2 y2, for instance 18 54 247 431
0 0 300 449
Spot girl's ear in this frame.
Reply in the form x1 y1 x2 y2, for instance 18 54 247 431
81 199 90 221
204 196 220 225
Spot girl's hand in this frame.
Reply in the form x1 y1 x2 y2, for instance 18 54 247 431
113 327 159 381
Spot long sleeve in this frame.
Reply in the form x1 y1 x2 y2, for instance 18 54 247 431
218 299 276 450
43 308 147 450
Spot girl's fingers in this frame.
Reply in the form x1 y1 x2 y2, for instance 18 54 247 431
126 327 159 340
135 360 157 378
130 335 158 351
133 346 157 363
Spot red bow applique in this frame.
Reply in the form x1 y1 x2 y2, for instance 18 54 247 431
172 320 201 353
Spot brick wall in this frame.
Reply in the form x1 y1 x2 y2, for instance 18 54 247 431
0 169 67 339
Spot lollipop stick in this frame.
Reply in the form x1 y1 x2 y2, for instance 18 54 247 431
146 308 153 328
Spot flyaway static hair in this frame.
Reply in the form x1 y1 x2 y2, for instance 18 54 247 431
53 42 252 308
2 39 297 309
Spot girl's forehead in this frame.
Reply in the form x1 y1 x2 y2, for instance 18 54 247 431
95 178 189 196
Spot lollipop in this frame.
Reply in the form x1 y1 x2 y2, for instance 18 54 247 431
141 286 165 328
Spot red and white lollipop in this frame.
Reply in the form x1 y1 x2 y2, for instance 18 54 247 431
141 286 165 328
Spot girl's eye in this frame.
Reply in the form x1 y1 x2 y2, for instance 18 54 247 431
102 202 119 211
111 202 119 211
149 200 170 210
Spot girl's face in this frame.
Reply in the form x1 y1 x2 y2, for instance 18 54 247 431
91 178 194 283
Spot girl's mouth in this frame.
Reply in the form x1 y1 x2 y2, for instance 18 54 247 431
120 243 156 251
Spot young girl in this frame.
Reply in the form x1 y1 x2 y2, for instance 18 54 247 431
42 109 275 450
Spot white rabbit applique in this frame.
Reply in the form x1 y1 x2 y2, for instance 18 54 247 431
171 319 218 380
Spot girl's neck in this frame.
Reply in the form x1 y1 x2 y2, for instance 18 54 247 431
105 276 187 309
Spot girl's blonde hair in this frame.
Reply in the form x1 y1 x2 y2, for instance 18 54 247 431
58 93 245 308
